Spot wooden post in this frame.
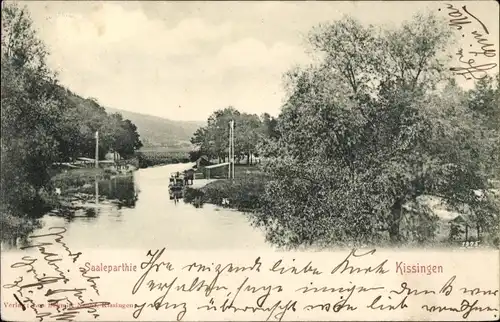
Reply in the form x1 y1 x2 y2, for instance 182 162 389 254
95 176 99 205
228 122 231 179
95 131 99 168
231 120 235 180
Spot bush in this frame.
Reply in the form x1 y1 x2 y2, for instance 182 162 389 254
185 174 267 212
0 208 42 244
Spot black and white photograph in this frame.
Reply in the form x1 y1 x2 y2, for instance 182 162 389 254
1 1 499 321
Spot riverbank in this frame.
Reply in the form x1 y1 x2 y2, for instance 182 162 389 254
0 211 42 246
182 165 500 248
0 166 137 243
183 165 266 211
50 167 132 194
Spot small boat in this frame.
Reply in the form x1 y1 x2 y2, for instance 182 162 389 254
168 174 185 200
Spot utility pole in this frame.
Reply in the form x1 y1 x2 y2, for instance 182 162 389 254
228 122 232 179
231 120 235 179
95 130 99 168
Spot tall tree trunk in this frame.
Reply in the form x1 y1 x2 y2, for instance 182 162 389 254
247 151 250 165
389 199 403 244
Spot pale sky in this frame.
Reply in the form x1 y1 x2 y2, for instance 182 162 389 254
17 1 500 121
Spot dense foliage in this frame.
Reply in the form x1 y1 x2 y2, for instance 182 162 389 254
1 3 142 218
252 14 500 248
184 172 267 211
190 107 278 163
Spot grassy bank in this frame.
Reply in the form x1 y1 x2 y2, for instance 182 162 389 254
184 165 266 211
51 168 110 195
1 167 136 242
183 165 500 248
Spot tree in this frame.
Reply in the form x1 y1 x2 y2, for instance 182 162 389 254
466 74 500 179
261 113 279 139
190 127 214 159
254 13 499 248
1 3 62 215
1 3 144 220
236 113 262 164
256 113 279 158
114 119 143 158
207 107 240 162
190 107 269 164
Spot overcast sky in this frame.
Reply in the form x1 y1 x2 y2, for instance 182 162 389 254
18 1 500 121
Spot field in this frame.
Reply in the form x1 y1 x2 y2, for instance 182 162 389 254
137 149 191 168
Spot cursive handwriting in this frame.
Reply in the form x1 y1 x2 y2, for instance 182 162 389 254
330 249 389 275
390 282 435 296
270 259 322 275
22 227 82 263
201 277 295 322
367 295 409 311
296 282 384 294
2 227 109 321
450 49 497 80
422 299 498 319
13 293 26 311
442 4 497 80
126 249 498 321
460 287 499 296
132 248 175 295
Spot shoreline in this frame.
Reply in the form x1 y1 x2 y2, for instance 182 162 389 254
1 160 196 243
183 169 265 212
0 166 138 242
181 171 500 249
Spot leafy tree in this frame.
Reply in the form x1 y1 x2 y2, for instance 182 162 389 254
260 113 279 139
1 3 62 214
255 13 499 248
208 107 240 162
190 127 214 159
190 107 268 164
236 113 261 164
1 3 143 220
115 119 143 158
466 74 500 179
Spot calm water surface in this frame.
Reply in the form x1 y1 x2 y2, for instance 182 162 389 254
2 163 272 251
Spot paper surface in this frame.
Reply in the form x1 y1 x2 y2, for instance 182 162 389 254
1 237 499 321
1 1 499 321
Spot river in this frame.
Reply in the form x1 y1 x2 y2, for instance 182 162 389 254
1 163 273 252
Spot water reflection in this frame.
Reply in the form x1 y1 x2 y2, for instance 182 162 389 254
1 174 136 248
54 174 136 223
1 224 39 250
99 175 138 208
2 164 271 251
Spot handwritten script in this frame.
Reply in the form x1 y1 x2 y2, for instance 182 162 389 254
2 227 110 321
441 3 497 80
3 239 499 321
127 248 499 321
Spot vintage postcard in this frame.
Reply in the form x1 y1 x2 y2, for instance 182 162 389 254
1 1 499 321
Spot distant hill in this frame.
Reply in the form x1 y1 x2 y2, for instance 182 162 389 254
105 107 205 150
